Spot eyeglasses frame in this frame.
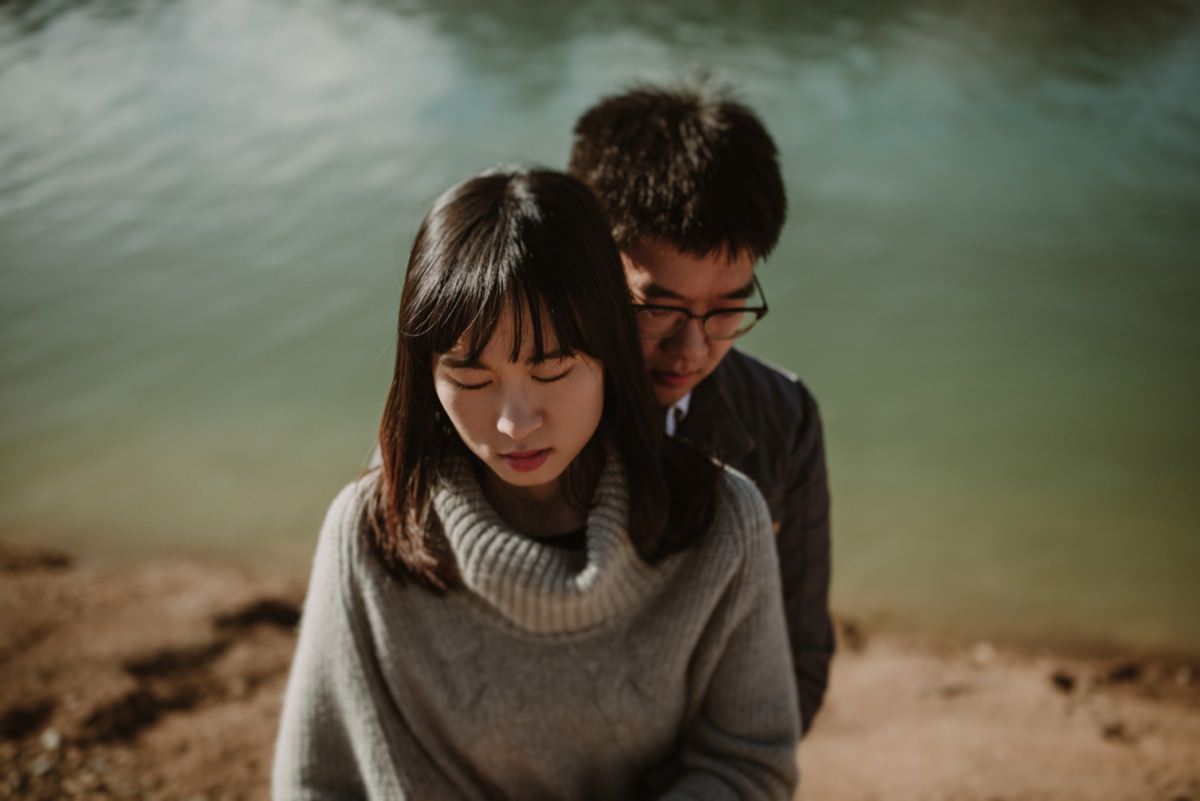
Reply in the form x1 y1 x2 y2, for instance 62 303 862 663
629 274 770 341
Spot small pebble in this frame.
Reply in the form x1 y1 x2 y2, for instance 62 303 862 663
1105 661 1142 684
937 682 973 699
971 642 996 665
838 619 867 652
1101 721 1134 744
1050 670 1076 693
40 728 61 751
29 753 55 777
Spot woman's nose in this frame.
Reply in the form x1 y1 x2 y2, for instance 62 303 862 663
496 391 543 442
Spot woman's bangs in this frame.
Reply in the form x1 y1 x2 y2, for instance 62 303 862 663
508 279 596 364
430 245 600 364
402 258 504 359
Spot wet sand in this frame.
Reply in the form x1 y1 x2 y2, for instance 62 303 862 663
2 542 1198 800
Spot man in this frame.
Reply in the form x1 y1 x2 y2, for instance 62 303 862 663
568 81 834 734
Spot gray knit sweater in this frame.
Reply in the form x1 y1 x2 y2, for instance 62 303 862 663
272 457 800 800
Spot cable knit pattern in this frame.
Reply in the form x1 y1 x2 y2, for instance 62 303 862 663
273 458 800 801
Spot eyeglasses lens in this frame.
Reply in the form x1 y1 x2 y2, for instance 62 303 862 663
634 309 757 340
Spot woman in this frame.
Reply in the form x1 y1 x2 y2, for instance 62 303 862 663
272 168 799 800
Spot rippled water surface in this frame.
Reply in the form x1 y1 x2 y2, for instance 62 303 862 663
3 0 1199 654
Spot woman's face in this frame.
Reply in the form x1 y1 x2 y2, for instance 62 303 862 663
433 309 604 497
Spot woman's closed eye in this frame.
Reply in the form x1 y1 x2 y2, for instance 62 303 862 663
443 367 492 390
532 366 573 383
449 377 491 390
531 352 581 383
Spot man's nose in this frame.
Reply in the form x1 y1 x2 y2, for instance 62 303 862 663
662 316 709 358
496 389 543 442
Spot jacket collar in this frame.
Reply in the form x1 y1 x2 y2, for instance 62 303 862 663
675 358 755 465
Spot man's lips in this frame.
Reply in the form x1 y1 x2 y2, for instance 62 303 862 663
500 448 551 472
650 369 701 389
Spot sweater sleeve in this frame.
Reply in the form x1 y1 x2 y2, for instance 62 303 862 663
271 481 408 801
662 476 802 801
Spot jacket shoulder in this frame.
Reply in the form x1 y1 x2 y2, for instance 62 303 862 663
716 348 820 424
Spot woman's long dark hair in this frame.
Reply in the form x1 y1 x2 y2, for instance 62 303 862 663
367 167 718 591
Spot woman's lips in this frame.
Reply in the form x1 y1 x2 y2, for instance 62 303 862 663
650 369 699 389
500 448 551 472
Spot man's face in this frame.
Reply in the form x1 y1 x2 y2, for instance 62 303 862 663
621 239 758 407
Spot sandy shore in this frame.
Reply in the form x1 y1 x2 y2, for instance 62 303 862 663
2 542 1198 801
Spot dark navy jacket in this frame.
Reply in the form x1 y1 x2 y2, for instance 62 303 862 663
675 348 833 734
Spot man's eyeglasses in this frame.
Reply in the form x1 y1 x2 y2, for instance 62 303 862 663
631 275 769 341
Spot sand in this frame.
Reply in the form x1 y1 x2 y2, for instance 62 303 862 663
2 541 1198 801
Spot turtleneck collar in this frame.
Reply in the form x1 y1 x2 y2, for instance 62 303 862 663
431 454 663 636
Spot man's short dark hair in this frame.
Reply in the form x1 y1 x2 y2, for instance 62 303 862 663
568 80 786 261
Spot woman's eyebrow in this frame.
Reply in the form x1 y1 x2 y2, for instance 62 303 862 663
440 351 572 369
438 354 485 369
525 349 573 366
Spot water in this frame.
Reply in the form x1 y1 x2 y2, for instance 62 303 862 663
2 0 1198 655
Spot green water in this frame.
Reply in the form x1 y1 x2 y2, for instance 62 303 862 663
2 0 1198 655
